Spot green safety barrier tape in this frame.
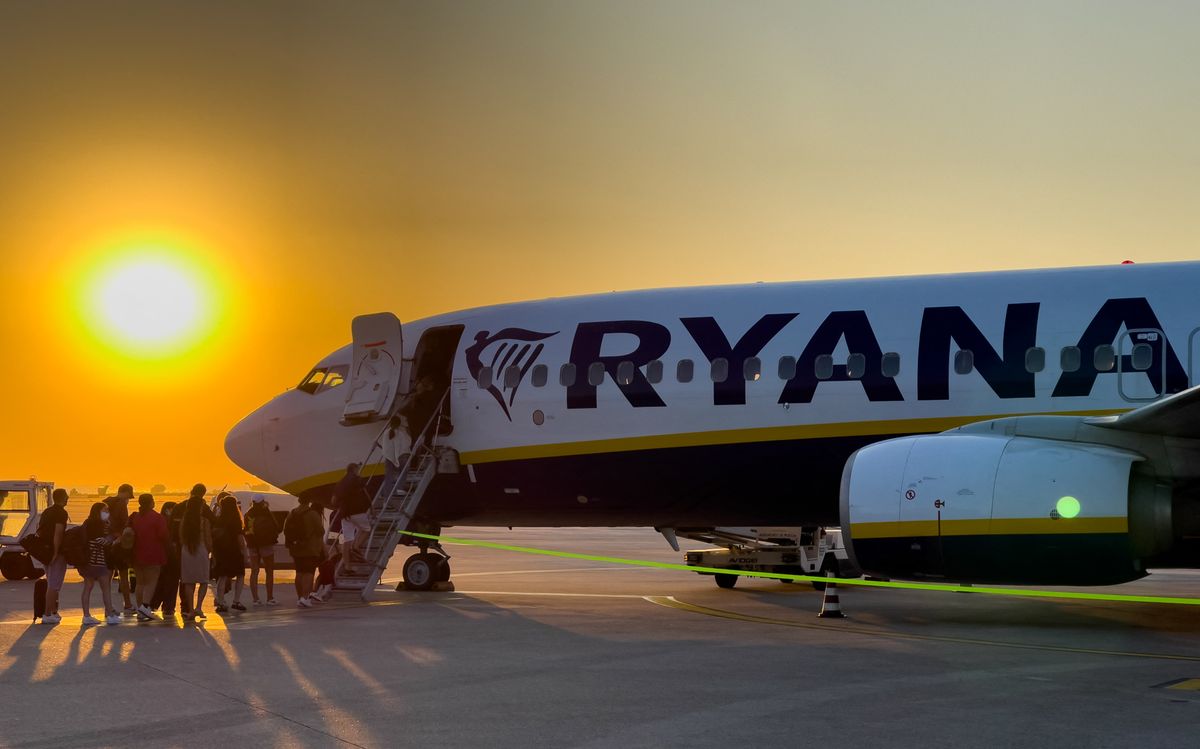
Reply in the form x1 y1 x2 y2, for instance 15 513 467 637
398 530 1200 606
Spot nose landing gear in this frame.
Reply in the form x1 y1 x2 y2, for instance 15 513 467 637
398 551 452 591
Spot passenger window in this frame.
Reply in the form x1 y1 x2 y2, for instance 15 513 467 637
504 365 522 388
710 357 729 383
677 359 694 383
846 353 866 380
476 366 493 389
646 360 664 385
778 356 797 380
587 362 606 387
559 363 577 387
531 364 548 387
297 368 327 394
881 352 900 378
1094 344 1116 372
1131 343 1153 371
1024 347 1045 374
616 360 636 386
814 354 833 381
954 349 974 375
1060 346 1081 373
743 356 761 381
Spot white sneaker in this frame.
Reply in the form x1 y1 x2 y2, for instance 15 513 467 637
81 615 101 626
105 614 121 625
137 604 160 620
306 594 324 605
122 607 136 618
266 599 278 606
297 597 313 608
41 613 61 624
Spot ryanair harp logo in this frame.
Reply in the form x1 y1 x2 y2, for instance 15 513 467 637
465 328 558 420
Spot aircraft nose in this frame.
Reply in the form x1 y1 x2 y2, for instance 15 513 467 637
224 412 266 477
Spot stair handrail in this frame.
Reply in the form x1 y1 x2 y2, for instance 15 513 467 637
368 387 450 514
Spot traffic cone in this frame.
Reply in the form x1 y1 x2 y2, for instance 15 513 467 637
817 571 845 618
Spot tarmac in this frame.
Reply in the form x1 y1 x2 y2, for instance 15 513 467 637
2 526 1199 748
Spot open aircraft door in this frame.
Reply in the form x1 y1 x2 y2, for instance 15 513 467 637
343 313 405 424
1117 328 1166 402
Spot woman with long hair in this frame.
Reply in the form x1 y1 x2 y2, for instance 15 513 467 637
79 502 118 626
148 501 180 618
211 493 248 613
179 489 212 621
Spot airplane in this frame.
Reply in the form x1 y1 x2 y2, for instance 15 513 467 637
224 261 1200 591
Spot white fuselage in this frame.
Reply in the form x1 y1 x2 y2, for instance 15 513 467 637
225 262 1200 527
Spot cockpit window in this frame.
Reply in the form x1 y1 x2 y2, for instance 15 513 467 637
297 364 349 395
298 368 327 394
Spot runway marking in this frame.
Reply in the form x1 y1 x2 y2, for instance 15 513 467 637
645 596 1200 662
1158 678 1200 690
401 530 1200 606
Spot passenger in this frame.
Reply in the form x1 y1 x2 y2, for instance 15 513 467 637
149 501 181 618
37 488 70 624
211 494 248 613
79 502 118 626
399 375 439 444
284 495 324 608
131 493 169 621
245 494 279 605
105 484 135 616
313 539 339 603
177 484 213 616
179 489 213 621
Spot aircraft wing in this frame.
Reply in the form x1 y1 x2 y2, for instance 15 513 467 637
1086 384 1200 438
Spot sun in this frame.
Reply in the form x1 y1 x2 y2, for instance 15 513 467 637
76 244 223 361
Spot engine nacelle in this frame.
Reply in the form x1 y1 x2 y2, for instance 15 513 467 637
839 434 1171 585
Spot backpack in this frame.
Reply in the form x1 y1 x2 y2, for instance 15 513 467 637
248 509 279 546
284 508 311 548
20 533 52 565
61 525 88 568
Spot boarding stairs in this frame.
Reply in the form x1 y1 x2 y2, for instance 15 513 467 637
334 392 449 600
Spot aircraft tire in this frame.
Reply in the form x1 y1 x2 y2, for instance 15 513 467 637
714 573 738 589
433 557 451 583
403 553 438 591
0 552 27 581
811 558 839 591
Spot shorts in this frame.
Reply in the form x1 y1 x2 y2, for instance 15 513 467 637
46 555 67 591
248 546 275 562
81 565 110 581
341 513 369 544
293 556 319 574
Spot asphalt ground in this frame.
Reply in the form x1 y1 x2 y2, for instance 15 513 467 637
2 527 1199 748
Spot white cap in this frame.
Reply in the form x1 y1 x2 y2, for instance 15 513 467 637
252 493 267 504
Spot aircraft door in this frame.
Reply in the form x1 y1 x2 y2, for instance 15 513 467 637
1116 328 1166 402
1188 328 1200 388
343 313 405 424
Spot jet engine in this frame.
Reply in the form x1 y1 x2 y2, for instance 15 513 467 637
839 434 1174 585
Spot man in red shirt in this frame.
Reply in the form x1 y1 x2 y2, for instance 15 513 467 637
131 494 169 621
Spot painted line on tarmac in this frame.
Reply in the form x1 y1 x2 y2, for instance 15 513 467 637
646 596 1200 662
402 531 1200 606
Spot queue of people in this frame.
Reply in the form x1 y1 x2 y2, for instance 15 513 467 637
33 482 336 626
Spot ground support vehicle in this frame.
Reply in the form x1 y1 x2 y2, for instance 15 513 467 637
0 480 54 580
682 526 859 590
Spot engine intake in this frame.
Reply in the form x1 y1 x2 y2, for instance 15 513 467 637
839 434 1170 585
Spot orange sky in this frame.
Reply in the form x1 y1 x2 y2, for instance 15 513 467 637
1 2 1197 490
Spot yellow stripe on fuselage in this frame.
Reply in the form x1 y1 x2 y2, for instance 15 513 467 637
850 517 1128 539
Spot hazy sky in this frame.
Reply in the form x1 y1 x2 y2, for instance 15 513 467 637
1 1 1197 489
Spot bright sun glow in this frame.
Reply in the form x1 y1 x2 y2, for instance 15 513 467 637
95 260 204 344
75 243 224 362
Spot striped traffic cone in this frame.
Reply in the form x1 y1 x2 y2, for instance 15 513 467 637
817 571 845 618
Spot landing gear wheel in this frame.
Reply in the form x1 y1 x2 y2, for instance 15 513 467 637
433 557 451 583
1 552 29 581
714 573 738 589
402 553 438 591
811 558 839 591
